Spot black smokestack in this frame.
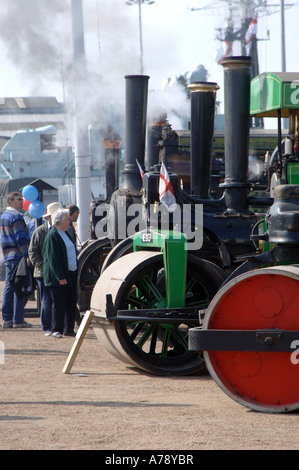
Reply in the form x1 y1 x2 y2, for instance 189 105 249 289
220 56 252 214
123 74 149 189
188 82 219 198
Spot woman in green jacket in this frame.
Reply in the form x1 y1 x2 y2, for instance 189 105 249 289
43 209 77 338
28 201 63 335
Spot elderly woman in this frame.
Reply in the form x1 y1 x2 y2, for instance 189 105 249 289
43 209 77 338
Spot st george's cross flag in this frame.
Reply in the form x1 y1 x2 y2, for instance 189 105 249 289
159 161 177 212
215 39 232 64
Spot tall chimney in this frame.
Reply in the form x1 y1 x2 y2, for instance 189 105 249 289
71 0 91 242
188 82 219 198
123 75 149 189
220 56 252 214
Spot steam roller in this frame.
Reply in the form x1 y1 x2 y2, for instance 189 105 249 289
189 184 299 413
189 265 299 413
84 72 230 376
83 58 257 376
90 231 227 376
83 57 299 397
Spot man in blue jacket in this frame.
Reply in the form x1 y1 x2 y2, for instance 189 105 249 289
0 191 32 328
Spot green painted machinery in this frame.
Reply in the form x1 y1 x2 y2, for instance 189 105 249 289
250 72 299 189
90 229 226 376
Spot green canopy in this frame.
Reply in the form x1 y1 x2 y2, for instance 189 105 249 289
250 72 299 117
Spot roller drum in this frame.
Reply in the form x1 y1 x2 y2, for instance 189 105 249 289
91 251 227 376
202 265 299 412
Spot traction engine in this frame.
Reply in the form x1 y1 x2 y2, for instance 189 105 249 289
81 56 299 412
188 71 299 412
88 57 258 376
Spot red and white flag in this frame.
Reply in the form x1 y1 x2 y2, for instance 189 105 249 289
215 40 232 64
245 14 257 56
136 159 144 180
159 161 176 212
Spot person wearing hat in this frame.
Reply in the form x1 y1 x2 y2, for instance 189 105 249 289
28 202 62 335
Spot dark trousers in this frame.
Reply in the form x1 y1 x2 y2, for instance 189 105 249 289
48 270 77 334
36 278 53 332
2 258 27 324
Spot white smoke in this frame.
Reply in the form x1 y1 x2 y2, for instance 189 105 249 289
0 0 70 94
148 81 190 130
0 1 191 137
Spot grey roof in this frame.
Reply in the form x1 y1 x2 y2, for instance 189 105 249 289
0 121 65 131
260 72 299 82
0 97 65 115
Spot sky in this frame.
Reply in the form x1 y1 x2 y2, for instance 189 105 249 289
0 0 298 126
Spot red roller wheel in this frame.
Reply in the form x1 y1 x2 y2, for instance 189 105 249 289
203 266 299 412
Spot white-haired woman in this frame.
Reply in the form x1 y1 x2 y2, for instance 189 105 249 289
43 209 77 338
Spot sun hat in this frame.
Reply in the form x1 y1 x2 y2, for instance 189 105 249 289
44 202 63 218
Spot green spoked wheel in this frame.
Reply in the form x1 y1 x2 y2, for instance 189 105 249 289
91 251 227 376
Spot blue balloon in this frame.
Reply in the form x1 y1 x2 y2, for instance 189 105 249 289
29 200 45 219
22 185 38 202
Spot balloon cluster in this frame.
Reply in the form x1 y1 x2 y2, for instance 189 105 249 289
22 185 45 219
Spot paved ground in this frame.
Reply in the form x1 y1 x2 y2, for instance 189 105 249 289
0 282 298 452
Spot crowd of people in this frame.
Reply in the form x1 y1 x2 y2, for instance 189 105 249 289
0 191 81 338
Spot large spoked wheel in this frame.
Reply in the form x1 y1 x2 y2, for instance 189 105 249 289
202 265 299 413
77 237 111 312
91 251 227 376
